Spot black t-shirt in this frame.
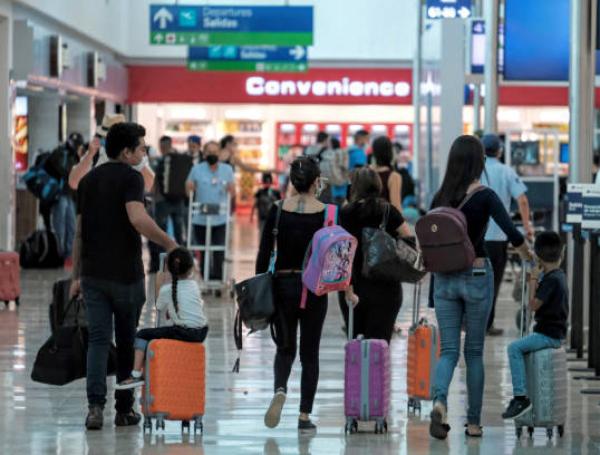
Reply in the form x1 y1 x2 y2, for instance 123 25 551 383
254 188 282 220
534 269 569 339
77 162 145 284
256 205 325 273
340 198 404 281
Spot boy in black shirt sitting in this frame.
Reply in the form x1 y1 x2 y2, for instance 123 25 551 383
502 231 568 419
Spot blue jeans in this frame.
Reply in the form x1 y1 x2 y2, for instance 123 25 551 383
51 195 75 258
82 277 145 412
507 333 562 396
432 260 494 425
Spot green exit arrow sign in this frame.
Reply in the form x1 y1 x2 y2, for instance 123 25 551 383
187 60 308 72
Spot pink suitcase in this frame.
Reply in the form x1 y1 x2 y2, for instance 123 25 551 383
0 252 20 306
344 301 390 434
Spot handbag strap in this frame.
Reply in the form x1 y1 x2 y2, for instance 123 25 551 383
457 185 486 210
379 203 390 230
269 201 283 273
232 309 242 373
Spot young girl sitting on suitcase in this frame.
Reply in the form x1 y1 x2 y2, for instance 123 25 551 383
115 247 209 390
502 232 568 419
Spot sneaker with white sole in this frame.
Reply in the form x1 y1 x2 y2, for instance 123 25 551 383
264 389 286 428
115 376 145 390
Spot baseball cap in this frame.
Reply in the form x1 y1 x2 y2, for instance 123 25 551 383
481 134 502 153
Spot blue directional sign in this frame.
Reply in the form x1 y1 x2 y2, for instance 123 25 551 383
150 4 314 46
426 0 472 20
188 45 308 72
582 187 600 230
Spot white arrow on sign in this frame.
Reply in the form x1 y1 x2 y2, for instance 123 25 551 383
153 7 174 30
289 46 306 61
457 6 471 18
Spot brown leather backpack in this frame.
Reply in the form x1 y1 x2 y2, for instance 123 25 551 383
415 187 486 273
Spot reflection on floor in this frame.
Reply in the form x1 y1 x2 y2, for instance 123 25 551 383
1 219 600 455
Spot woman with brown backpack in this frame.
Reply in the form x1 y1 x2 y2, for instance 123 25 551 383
421 135 532 439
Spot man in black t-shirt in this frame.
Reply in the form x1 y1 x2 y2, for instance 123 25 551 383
502 232 568 420
71 122 177 430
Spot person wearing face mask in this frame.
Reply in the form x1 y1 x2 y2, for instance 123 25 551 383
70 122 177 430
68 114 155 192
185 141 236 282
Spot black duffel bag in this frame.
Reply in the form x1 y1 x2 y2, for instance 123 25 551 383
32 297 118 386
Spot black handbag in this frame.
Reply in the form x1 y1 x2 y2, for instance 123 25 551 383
32 296 118 386
232 202 282 373
362 204 427 283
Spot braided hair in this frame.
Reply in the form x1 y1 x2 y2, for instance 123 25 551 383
167 247 194 316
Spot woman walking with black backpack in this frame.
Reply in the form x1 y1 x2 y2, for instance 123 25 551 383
426 136 531 439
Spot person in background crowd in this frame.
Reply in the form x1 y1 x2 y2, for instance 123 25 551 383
348 130 369 171
187 135 202 164
480 133 533 336
71 122 177 430
393 143 416 206
44 132 84 262
321 137 349 206
148 135 188 273
370 136 402 213
251 173 282 233
428 135 532 440
68 114 155 192
256 156 328 432
304 131 330 158
341 168 412 343
186 140 235 286
594 153 600 184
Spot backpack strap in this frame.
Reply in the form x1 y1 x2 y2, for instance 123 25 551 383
324 204 338 226
457 186 487 210
269 201 283 273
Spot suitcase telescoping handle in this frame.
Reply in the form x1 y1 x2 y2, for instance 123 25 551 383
411 281 422 326
155 253 168 328
520 261 533 338
347 296 354 341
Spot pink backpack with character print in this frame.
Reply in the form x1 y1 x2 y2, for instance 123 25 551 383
301 205 357 308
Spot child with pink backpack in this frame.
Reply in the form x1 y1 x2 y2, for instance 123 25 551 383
255 156 356 433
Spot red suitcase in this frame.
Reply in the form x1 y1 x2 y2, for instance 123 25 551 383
0 252 20 306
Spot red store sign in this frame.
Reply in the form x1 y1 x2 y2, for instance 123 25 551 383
128 66 413 105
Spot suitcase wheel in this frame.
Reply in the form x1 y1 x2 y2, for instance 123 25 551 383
374 418 387 434
527 426 534 438
156 416 165 431
546 428 554 439
515 427 523 439
194 417 203 435
407 397 421 414
344 418 358 434
143 418 152 433
15 297 19 306
182 420 190 433
558 425 564 438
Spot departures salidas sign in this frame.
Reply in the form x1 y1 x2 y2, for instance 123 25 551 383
245 76 411 98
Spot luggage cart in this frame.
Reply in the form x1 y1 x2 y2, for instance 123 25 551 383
186 194 235 298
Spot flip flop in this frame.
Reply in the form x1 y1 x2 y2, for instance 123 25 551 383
430 408 451 440
464 424 483 437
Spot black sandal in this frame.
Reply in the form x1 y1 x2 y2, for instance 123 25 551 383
464 424 483 437
430 408 451 440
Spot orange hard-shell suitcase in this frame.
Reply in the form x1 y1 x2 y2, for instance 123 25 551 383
0 252 20 306
141 339 206 433
406 282 440 413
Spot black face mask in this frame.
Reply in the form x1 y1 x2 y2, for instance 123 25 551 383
206 154 219 165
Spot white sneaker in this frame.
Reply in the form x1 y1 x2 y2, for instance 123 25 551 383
264 390 286 428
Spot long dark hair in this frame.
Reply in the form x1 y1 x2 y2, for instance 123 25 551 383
290 156 320 193
350 167 382 202
432 135 485 208
167 247 194 314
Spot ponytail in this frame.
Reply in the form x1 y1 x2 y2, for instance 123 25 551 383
166 247 194 320
171 273 179 315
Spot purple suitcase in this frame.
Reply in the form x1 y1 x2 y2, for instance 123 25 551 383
344 301 391 434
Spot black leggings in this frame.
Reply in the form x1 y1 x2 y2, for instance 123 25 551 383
485 240 508 330
352 277 402 344
272 274 328 414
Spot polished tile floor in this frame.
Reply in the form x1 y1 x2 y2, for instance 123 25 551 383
1 222 600 454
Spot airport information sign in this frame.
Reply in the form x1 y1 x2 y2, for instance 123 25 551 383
426 0 472 19
150 4 313 46
188 45 307 72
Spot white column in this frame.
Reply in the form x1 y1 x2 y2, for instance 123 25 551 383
28 95 60 158
67 97 93 140
483 0 499 133
0 2 14 250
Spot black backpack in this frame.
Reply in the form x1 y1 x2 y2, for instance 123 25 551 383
256 189 279 219
19 230 63 269
156 153 193 200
